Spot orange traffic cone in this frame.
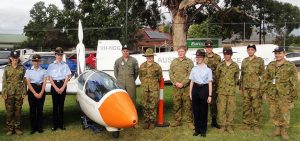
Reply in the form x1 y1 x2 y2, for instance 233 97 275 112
156 78 169 127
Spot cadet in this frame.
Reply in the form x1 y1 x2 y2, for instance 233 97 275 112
204 40 221 129
47 47 71 131
215 47 239 133
189 49 212 137
25 54 47 134
239 44 264 133
114 45 139 105
139 48 162 129
263 47 298 140
169 46 194 128
2 50 26 135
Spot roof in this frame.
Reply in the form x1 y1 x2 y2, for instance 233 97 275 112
0 34 27 43
145 31 166 39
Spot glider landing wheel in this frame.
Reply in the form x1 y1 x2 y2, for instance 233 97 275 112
112 131 120 138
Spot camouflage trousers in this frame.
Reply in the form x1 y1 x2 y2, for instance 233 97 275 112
217 95 236 126
210 83 218 119
172 87 193 123
269 96 293 128
5 95 24 131
141 90 159 122
242 88 262 127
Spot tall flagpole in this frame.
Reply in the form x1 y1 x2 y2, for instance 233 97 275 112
125 0 128 46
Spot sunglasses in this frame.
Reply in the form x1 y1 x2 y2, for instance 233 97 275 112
32 60 40 62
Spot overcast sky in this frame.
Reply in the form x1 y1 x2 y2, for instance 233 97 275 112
0 0 299 34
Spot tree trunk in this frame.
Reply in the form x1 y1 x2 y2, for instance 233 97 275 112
172 12 187 51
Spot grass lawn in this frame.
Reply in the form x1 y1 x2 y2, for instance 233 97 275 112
0 84 299 141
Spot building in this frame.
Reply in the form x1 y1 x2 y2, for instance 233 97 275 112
0 34 27 50
135 27 172 53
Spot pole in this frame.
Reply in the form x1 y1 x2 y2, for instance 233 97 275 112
156 78 169 127
243 22 245 43
259 0 262 44
284 22 286 48
125 0 128 46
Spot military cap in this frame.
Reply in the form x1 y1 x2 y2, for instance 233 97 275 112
55 47 64 54
10 50 20 58
122 45 129 50
247 44 256 50
273 47 285 52
32 54 41 61
223 46 235 54
143 48 155 57
204 40 213 48
195 49 206 57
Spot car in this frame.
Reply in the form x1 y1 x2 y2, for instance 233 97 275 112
23 54 77 75
286 52 300 67
0 51 10 66
68 52 96 69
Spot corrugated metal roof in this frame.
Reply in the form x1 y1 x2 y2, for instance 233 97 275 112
145 31 166 39
0 34 27 43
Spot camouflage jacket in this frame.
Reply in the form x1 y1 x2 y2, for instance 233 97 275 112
205 52 221 81
240 56 264 89
216 61 240 95
139 62 162 92
2 63 26 97
262 60 298 101
114 56 139 85
169 57 194 88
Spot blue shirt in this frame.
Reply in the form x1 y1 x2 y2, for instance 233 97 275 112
47 61 71 80
189 64 212 84
24 66 48 84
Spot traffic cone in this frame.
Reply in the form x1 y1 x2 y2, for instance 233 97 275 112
156 78 169 127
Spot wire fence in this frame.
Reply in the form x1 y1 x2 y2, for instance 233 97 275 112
1 22 300 52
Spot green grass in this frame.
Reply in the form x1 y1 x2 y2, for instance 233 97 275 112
0 84 299 141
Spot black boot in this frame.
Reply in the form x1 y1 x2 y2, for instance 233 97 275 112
211 117 220 129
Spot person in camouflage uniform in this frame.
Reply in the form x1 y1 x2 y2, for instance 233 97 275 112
239 44 265 133
204 41 221 129
169 46 194 128
2 50 26 135
262 47 298 140
114 45 139 105
139 48 162 129
215 47 239 133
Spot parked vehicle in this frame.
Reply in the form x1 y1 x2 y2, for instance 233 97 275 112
23 54 77 75
0 51 10 66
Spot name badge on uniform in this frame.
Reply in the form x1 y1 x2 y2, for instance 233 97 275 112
121 61 124 66
272 78 276 84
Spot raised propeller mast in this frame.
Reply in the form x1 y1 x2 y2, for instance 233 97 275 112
76 20 86 75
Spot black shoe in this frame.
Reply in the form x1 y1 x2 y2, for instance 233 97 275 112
59 126 66 130
51 127 57 131
30 130 36 134
211 123 220 129
201 134 206 137
193 132 200 136
38 129 44 133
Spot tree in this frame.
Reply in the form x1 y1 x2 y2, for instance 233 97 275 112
187 17 224 38
162 0 221 50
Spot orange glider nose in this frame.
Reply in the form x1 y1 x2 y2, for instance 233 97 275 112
99 90 138 128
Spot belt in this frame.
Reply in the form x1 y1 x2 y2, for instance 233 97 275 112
54 79 64 83
194 83 208 87
31 83 43 86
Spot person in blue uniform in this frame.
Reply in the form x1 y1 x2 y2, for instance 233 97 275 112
189 49 212 137
24 54 47 134
47 47 71 131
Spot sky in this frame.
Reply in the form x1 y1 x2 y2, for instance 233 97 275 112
0 0 299 34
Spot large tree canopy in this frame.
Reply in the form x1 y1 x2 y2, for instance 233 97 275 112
163 0 300 49
22 0 161 50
